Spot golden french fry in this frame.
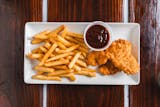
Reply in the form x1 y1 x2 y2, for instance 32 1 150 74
78 47 89 53
45 60 69 67
50 54 55 57
73 64 81 71
76 59 87 67
75 71 96 77
66 32 83 39
44 42 51 49
61 27 67 37
74 38 84 43
31 48 40 53
57 42 66 49
32 75 61 81
39 43 58 66
34 30 51 36
34 35 48 40
27 53 43 59
47 70 71 76
37 71 45 75
64 36 80 44
46 52 73 62
82 52 87 57
55 48 60 52
53 65 68 70
48 25 65 37
31 39 43 44
68 52 81 69
40 46 48 53
81 68 96 72
57 36 72 46
60 73 76 81
79 54 85 60
66 56 73 60
34 66 55 72
56 45 79 53
49 36 57 43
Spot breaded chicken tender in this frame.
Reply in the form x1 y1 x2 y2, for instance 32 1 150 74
86 39 140 75
99 60 120 75
105 39 140 74
86 51 108 66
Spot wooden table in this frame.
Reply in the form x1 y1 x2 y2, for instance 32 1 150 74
0 0 160 107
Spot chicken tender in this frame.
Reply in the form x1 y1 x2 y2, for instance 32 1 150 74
99 60 120 75
105 39 140 74
86 51 108 66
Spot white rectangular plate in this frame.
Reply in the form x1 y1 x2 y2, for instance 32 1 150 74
24 22 140 85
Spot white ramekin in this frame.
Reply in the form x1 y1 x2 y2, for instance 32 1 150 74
84 21 112 51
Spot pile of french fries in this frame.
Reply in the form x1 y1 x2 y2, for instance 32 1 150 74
27 25 96 81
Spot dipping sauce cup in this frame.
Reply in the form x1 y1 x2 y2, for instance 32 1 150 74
84 21 112 51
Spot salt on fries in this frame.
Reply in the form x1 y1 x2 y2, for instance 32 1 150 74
26 25 95 81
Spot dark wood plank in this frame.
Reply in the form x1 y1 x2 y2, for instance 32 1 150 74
47 0 124 107
0 0 43 107
129 0 160 107
48 0 123 22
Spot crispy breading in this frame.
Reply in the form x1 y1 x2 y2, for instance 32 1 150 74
99 60 120 75
86 51 98 66
86 51 108 66
105 39 139 74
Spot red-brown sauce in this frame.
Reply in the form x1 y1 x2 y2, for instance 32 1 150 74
86 25 110 48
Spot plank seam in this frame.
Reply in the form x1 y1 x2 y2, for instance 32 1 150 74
42 0 48 107
123 0 129 107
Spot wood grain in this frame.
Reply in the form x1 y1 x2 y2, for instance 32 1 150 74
129 0 160 107
0 0 42 107
48 0 123 22
48 0 124 107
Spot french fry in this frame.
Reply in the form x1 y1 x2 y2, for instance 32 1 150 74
48 25 65 37
32 75 61 81
64 36 80 44
61 27 67 37
66 56 73 60
31 39 43 44
34 34 48 40
82 52 87 57
56 45 79 53
34 30 51 37
75 71 96 77
57 42 66 49
27 53 43 59
79 54 85 59
39 43 58 66
44 42 51 49
73 64 81 71
31 48 40 53
37 71 45 75
47 70 71 76
76 59 87 67
53 65 68 70
40 46 48 53
34 66 55 72
74 38 84 43
68 52 81 69
49 36 57 43
81 68 96 72
60 73 76 81
46 52 73 62
57 36 72 46
50 54 55 57
45 60 69 67
78 46 89 53
66 32 83 39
